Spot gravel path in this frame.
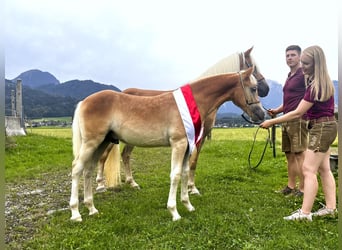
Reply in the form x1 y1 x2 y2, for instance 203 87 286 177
5 171 71 248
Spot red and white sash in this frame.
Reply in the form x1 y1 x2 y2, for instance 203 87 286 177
173 84 204 154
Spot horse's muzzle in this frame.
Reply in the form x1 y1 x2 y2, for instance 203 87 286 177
244 104 265 124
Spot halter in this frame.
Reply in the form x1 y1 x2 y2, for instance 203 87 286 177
239 52 266 84
238 71 264 125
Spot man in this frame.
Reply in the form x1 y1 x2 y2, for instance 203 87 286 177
267 45 308 197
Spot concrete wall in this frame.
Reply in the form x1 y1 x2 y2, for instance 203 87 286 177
5 116 26 136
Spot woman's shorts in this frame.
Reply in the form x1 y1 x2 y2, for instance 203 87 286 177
308 120 337 153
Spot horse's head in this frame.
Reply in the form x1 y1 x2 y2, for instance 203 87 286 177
241 47 269 97
235 67 265 122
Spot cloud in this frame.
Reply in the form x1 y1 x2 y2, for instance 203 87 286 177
5 0 338 91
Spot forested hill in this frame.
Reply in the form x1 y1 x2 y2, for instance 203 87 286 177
38 79 121 100
5 69 121 118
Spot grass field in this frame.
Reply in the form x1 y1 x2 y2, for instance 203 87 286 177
5 127 338 249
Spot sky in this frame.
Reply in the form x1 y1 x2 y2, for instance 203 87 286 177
4 0 339 91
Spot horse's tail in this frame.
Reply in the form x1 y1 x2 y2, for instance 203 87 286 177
104 143 121 188
72 101 83 158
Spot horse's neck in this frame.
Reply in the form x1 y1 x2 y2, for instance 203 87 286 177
192 75 238 117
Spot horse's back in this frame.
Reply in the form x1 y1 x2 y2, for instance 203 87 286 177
123 88 169 96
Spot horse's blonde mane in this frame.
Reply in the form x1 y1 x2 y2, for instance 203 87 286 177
195 52 240 80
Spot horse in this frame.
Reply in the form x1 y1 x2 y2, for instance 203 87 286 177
70 67 265 222
96 47 269 194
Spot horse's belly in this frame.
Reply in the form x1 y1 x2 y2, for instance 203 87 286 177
118 131 170 147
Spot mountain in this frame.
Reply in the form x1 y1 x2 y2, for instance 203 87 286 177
12 69 60 88
6 69 122 118
12 69 121 100
39 79 121 100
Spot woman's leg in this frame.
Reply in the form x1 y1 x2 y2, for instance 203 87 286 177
318 150 336 209
300 150 325 214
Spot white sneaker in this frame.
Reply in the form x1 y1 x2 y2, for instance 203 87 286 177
313 206 337 217
283 209 312 221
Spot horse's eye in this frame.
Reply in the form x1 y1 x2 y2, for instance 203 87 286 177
251 87 257 93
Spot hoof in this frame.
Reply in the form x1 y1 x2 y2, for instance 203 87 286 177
188 187 201 195
70 215 82 222
172 215 182 221
128 181 141 189
89 208 99 216
188 206 195 212
96 186 107 193
182 201 195 212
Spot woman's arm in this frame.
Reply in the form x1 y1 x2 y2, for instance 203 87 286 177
260 100 313 129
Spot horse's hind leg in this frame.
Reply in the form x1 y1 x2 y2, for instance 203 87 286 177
122 144 140 189
188 138 206 195
85 140 111 216
188 149 200 195
70 142 102 221
70 158 84 222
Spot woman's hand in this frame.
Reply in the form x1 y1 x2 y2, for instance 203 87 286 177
259 119 274 129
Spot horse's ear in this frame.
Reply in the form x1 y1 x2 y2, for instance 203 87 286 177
242 66 254 78
244 46 254 56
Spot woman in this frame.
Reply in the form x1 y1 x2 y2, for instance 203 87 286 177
260 45 337 221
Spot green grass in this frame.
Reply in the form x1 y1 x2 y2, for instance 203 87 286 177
5 127 338 249
5 130 72 182
26 127 72 139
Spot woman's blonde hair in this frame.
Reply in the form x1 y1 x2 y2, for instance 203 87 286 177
302 45 334 101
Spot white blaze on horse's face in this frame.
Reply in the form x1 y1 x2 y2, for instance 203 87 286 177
246 75 258 99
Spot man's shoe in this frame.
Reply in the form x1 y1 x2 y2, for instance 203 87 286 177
293 189 304 197
279 186 294 195
284 209 312 221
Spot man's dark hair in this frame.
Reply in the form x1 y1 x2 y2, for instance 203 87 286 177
286 45 301 54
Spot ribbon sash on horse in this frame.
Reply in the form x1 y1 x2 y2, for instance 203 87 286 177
173 84 204 153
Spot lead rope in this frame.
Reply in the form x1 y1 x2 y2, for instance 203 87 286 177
241 112 272 169
248 126 271 170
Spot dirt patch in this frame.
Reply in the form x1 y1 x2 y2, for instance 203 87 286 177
5 170 71 248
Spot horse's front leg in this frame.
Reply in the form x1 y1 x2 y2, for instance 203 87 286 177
122 144 140 189
167 141 188 221
181 152 195 212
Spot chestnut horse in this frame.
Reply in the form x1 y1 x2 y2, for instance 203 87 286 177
96 47 269 194
70 67 265 222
